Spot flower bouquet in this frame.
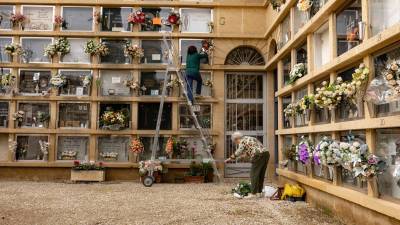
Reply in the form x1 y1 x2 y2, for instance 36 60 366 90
61 150 77 160
39 140 49 161
82 74 92 88
44 43 57 58
201 39 214 55
50 73 66 89
314 77 345 110
165 137 174 156
166 10 181 26
4 43 23 60
84 40 109 57
54 37 71 56
288 63 307 85
127 10 146 25
130 137 144 154
231 181 252 198
283 103 296 118
12 111 24 127
124 43 144 60
100 152 119 161
0 73 16 93
93 11 101 24
203 79 213 88
10 13 26 29
314 137 337 178
54 15 66 29
295 136 313 165
284 144 297 171
297 0 313 12
100 110 127 130
36 111 50 127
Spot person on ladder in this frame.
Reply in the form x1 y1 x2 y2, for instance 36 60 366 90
225 131 270 199
185 46 208 105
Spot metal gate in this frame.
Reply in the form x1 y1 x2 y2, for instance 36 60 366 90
224 72 266 178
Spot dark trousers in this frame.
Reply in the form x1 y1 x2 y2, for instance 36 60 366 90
186 74 202 103
250 151 270 194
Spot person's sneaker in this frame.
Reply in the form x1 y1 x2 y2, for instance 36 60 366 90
244 194 256 199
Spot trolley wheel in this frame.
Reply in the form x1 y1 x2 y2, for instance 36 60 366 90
142 175 154 187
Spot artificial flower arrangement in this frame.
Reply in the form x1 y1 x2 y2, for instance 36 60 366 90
296 136 314 164
82 74 92 88
44 43 57 58
129 137 144 154
37 111 50 125
165 137 174 155
288 63 307 85
124 43 144 60
49 73 66 88
297 0 313 12
201 39 214 55
283 103 296 118
61 150 77 160
84 40 109 56
4 43 23 56
203 79 214 88
341 64 370 102
127 10 146 25
73 160 104 170
13 111 25 127
269 0 284 10
284 144 297 161
314 77 345 110
297 94 314 113
93 11 101 24
138 160 163 176
318 138 341 167
382 59 400 98
54 37 71 56
100 152 119 161
1 73 16 89
231 181 252 198
166 76 180 90
166 10 181 26
100 110 128 130
207 21 214 33
10 13 26 27
39 140 49 161
54 15 66 29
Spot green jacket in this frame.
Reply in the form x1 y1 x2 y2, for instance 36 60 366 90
186 53 208 76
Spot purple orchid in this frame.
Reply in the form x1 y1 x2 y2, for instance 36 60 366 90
299 143 309 164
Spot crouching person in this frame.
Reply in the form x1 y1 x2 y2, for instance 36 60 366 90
225 131 270 198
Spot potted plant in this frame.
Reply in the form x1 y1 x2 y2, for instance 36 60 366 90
202 162 214 183
71 161 105 182
184 162 205 183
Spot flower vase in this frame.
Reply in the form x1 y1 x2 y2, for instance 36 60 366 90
58 52 64 63
367 176 379 197
288 160 297 171
96 55 101 64
305 109 311 124
19 23 24 31
323 107 330 122
7 53 13 62
366 102 375 118
43 154 48 161
133 153 139 163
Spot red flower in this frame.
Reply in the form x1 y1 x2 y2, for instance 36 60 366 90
99 162 104 167
168 15 178 24
73 160 80 166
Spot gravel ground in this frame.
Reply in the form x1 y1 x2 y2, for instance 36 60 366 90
0 181 345 225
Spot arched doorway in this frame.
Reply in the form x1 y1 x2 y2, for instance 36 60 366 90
224 46 267 177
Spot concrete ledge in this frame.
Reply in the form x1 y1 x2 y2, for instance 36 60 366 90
278 168 400 222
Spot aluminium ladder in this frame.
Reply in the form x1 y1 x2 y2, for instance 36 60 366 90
150 32 221 182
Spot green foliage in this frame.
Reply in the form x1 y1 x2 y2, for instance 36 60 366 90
231 181 252 196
